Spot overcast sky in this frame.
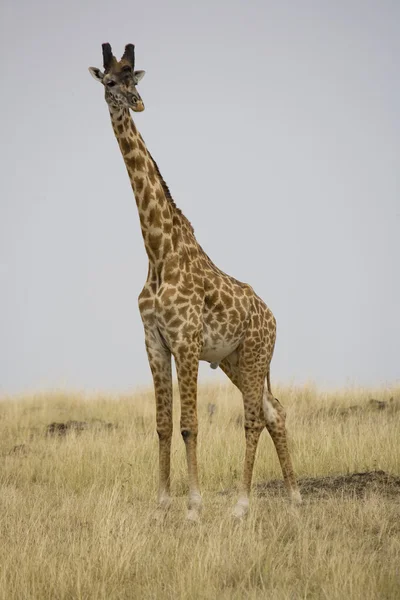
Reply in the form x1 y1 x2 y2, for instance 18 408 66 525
1 0 399 394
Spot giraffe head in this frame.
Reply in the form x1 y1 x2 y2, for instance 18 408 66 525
89 43 146 112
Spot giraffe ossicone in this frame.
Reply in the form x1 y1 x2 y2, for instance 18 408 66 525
89 42 301 521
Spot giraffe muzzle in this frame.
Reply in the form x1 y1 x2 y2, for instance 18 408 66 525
131 100 145 112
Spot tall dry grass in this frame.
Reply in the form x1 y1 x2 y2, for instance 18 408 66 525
0 383 399 599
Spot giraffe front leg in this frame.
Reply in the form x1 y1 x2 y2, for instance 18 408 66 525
233 370 265 519
144 328 173 514
233 424 263 519
174 345 202 522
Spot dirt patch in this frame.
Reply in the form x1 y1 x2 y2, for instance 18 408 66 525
317 397 400 418
46 419 114 437
253 470 400 499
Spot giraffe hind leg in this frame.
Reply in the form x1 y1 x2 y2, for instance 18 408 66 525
262 387 302 504
220 356 301 509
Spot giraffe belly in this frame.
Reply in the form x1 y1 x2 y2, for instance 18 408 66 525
199 331 241 365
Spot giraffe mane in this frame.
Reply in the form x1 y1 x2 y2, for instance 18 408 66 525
147 152 195 234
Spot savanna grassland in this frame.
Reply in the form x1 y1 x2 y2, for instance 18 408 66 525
1 383 399 600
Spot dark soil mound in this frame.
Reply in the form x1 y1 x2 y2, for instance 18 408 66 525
254 470 400 499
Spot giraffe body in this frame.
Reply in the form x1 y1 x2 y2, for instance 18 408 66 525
89 43 301 520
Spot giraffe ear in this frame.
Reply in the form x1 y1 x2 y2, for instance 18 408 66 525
88 67 104 83
133 70 146 84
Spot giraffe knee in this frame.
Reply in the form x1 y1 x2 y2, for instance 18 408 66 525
244 422 264 434
181 428 197 442
157 426 172 440
243 407 265 432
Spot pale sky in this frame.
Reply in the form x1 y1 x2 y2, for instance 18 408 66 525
1 0 399 394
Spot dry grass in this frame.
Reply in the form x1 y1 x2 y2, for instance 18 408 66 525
1 382 400 599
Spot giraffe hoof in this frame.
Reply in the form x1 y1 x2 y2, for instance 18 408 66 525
232 500 249 520
290 490 302 506
186 509 201 523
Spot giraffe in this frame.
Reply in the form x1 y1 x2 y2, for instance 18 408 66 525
89 42 301 521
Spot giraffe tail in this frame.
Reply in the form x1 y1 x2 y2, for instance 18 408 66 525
266 370 272 394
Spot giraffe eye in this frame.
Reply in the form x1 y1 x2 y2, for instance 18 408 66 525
106 81 116 88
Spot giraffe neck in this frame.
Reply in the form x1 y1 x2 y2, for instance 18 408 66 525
109 107 191 266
